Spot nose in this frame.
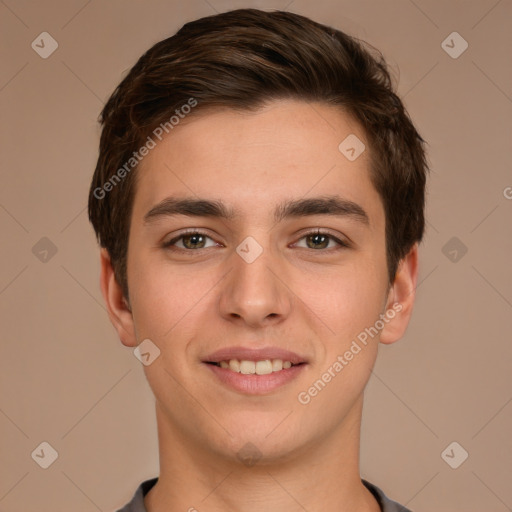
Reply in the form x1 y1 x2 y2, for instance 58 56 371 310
218 241 293 329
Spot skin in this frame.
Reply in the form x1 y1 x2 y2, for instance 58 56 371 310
100 99 418 512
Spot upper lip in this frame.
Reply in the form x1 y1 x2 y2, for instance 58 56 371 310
203 346 308 365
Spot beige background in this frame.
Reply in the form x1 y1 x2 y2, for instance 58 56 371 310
1 0 511 511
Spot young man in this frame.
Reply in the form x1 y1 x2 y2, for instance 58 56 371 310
88 8 428 512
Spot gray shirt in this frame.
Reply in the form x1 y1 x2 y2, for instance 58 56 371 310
116 477 413 511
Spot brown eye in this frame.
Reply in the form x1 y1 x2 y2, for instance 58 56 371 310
163 231 217 250
181 233 207 249
305 233 330 249
295 230 348 250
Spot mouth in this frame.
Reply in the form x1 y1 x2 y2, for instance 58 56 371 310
205 359 305 375
202 347 308 395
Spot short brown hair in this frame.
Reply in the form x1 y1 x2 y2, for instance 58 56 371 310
88 8 429 300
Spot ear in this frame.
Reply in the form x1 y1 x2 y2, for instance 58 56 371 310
99 248 137 347
379 243 419 345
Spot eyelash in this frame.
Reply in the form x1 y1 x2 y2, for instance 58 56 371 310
162 228 350 253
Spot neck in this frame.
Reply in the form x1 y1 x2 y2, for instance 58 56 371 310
144 395 380 512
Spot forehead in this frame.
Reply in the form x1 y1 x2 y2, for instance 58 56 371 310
132 99 384 230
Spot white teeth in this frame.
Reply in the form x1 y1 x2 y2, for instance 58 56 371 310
255 360 273 375
217 359 297 374
272 359 283 371
229 359 240 372
240 360 256 374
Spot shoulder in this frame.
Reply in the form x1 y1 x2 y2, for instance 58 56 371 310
362 479 414 512
115 477 158 512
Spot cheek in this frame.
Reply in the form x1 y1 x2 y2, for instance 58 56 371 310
128 253 216 340
306 261 387 344
296 269 384 419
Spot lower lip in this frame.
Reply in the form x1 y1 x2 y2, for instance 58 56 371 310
204 363 307 395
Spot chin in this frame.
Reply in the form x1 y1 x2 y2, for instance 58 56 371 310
211 421 305 467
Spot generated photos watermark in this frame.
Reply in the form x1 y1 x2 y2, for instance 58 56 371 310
297 302 403 405
93 97 198 200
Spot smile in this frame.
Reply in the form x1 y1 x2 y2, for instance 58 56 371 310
208 358 300 375
204 360 307 395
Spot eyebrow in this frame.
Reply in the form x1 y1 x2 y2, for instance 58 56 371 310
143 195 370 226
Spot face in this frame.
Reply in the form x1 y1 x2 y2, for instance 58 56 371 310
102 99 417 465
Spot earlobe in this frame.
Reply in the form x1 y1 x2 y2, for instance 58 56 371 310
379 243 419 345
99 249 138 347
